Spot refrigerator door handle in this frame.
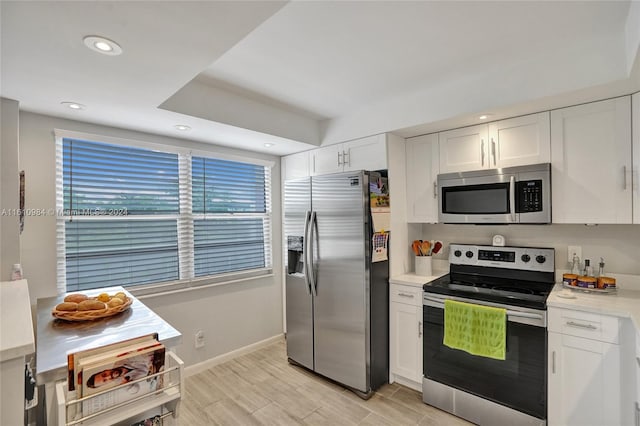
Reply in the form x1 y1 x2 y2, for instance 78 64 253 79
302 210 312 295
308 211 318 296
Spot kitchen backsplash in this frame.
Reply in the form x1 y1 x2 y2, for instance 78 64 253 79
420 224 640 276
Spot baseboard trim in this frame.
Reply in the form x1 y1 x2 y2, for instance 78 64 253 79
184 334 284 377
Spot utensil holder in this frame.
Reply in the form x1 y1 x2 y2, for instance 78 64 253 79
415 256 432 276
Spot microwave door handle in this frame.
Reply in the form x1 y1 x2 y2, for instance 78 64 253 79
510 176 516 222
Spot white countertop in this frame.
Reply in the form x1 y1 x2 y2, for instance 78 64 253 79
390 271 447 288
548 283 640 330
0 280 35 361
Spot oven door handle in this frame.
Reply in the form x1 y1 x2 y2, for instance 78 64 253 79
423 296 545 321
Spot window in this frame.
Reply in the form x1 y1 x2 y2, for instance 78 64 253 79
56 134 272 293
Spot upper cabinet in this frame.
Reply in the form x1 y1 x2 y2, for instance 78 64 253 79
405 134 439 223
282 151 310 181
311 134 387 176
438 112 550 174
551 96 632 224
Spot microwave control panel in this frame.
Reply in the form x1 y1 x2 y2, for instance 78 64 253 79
516 180 543 212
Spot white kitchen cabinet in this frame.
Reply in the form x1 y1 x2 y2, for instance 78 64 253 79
438 113 550 174
488 112 550 169
548 307 622 426
389 283 422 390
405 133 439 223
282 150 310 181
311 134 387 175
633 92 640 225
550 96 632 224
438 123 488 173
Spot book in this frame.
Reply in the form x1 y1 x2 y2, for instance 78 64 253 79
80 343 166 416
66 333 158 421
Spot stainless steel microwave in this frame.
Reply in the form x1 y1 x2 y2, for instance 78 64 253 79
437 163 551 224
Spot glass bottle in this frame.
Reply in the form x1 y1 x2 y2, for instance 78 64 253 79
571 255 581 275
583 259 593 277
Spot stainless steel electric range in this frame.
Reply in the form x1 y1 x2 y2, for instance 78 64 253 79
422 243 555 426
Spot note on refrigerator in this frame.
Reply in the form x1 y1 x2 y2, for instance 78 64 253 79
372 232 389 262
372 211 390 233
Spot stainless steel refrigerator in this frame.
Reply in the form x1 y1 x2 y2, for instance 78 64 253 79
284 170 389 398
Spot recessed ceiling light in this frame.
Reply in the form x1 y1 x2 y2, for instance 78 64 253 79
174 124 191 131
479 114 492 120
83 36 123 56
61 102 85 110
264 143 274 148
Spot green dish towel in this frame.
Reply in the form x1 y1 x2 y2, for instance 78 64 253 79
443 299 506 360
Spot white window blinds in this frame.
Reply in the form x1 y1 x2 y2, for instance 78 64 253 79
56 135 272 292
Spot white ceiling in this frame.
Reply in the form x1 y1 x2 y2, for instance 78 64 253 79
1 1 638 156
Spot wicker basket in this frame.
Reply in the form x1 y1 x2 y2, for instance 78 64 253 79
52 297 133 321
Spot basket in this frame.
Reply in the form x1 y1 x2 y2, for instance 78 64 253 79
52 297 133 321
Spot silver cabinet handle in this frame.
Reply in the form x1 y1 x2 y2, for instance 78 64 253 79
491 138 497 166
344 150 350 167
481 139 485 166
398 292 415 298
566 321 597 330
418 321 423 338
337 151 343 166
433 181 437 198
624 165 628 190
552 350 556 374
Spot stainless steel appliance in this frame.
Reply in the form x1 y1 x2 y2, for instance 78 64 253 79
437 163 551 224
284 170 389 398
422 243 555 426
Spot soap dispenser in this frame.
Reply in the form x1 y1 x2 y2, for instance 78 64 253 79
598 257 605 277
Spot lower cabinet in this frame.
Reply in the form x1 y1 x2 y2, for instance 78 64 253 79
389 283 422 390
547 307 623 426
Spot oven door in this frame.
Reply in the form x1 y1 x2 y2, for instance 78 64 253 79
438 173 517 224
423 295 547 420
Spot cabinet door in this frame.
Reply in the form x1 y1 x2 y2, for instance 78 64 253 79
438 124 489 173
282 151 310 181
311 144 343 176
633 93 639 224
551 96 632 223
405 134 439 223
343 134 387 172
489 112 550 168
390 301 422 382
548 331 621 426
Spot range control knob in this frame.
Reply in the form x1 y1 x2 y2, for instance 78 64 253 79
535 255 546 264
465 250 474 258
521 254 531 263
454 250 462 257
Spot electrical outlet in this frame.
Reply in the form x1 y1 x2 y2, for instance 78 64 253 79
194 330 205 349
567 245 582 262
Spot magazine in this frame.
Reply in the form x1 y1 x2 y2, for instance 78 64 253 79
80 343 166 416
66 333 158 421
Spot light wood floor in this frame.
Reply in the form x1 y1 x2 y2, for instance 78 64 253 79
180 338 472 425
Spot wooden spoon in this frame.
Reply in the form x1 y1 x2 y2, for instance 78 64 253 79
421 240 431 257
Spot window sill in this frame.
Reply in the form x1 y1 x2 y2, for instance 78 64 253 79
128 268 274 300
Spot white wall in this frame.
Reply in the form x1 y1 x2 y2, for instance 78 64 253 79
417 224 640 276
18 112 283 366
0 98 21 280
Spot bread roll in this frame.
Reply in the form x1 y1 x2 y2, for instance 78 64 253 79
55 302 78 311
77 299 106 311
107 297 124 307
64 293 88 303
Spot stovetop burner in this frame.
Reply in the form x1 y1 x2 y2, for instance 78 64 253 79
423 243 556 310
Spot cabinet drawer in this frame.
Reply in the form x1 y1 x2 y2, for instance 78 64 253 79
390 284 422 306
548 308 619 344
